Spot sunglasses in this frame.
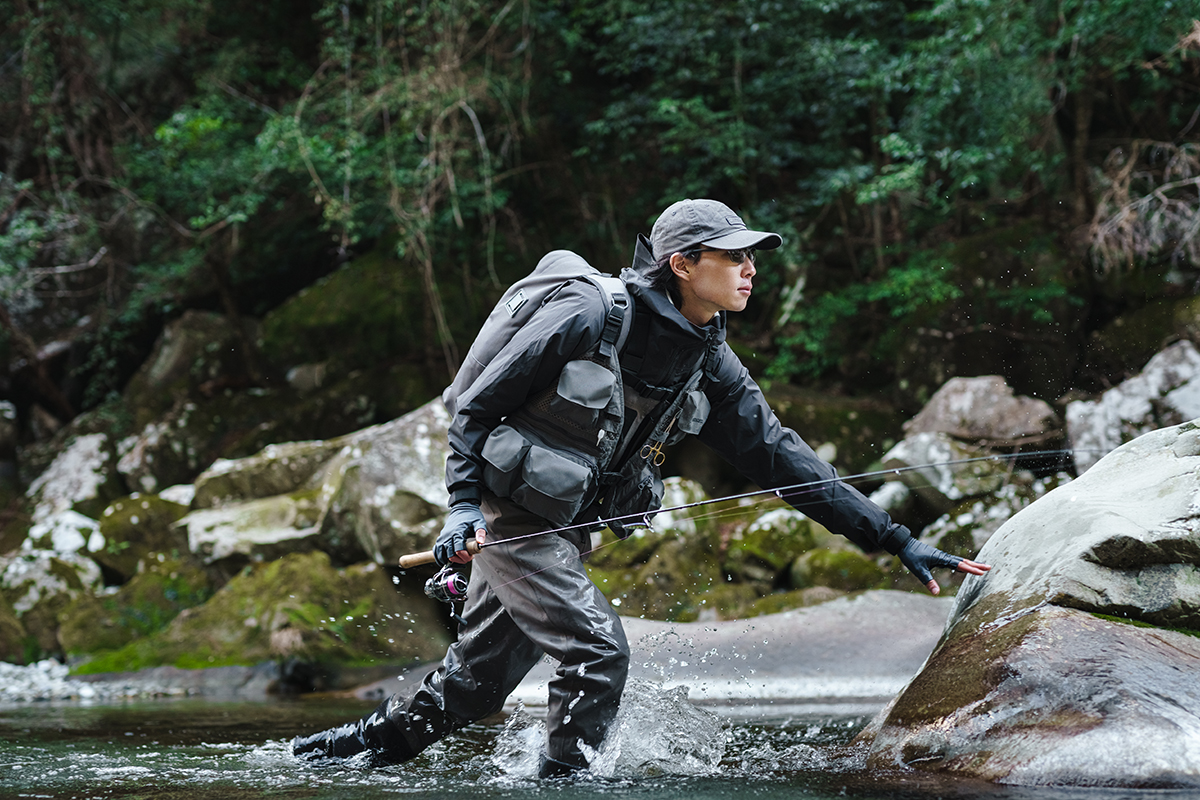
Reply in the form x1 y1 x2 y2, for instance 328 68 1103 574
685 247 757 265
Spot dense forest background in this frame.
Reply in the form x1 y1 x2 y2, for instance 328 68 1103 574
2 0 1200 450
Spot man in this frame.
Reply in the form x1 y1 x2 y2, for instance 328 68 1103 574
292 198 990 776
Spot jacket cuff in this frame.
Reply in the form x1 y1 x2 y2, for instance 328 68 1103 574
450 485 482 506
879 523 912 555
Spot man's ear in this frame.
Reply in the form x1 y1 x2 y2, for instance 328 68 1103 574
669 252 691 281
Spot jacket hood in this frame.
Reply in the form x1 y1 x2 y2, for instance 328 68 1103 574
622 234 728 346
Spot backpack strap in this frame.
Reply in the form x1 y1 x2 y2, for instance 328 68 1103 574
586 275 633 361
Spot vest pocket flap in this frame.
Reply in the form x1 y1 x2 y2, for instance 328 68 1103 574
555 360 616 410
677 389 712 436
521 446 592 498
481 425 530 472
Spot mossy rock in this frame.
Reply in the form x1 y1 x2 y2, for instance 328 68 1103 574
1082 295 1200 384
0 550 102 658
95 494 193 581
690 582 762 620
589 536 724 622
259 249 430 373
742 587 843 617
764 386 905 475
0 593 30 664
121 310 260 427
722 506 840 588
57 559 213 657
790 547 889 593
72 551 450 674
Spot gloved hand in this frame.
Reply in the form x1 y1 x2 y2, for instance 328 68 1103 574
898 537 963 591
434 502 487 566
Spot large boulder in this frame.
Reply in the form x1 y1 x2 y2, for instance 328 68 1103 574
176 399 452 567
902 375 1060 446
859 419 1200 786
1067 340 1200 473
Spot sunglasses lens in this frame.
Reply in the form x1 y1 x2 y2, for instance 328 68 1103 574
728 249 755 264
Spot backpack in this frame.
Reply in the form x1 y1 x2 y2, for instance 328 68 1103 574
441 250 634 415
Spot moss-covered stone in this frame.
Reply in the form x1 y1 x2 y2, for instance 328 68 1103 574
95 494 193 581
722 506 839 588
0 593 30 663
790 547 889 593
57 559 213 656
763 386 904 476
258 249 430 374
1083 295 1200 384
71 551 450 674
0 550 102 658
742 587 843 616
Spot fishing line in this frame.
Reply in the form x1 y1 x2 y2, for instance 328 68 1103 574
466 447 1089 599
477 447 1084 552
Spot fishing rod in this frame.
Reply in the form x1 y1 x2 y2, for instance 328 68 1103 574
398 447 1082 569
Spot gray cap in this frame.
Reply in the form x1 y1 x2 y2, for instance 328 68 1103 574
650 199 782 259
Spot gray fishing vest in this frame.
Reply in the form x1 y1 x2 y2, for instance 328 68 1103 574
477 301 716 534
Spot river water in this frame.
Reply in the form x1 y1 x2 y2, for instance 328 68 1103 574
3 677 1196 800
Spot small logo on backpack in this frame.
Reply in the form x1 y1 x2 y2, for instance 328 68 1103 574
505 289 528 317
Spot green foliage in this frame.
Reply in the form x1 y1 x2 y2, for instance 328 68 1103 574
770 252 963 379
2 0 1199 411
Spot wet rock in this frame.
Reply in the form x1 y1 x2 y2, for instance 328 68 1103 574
859 419 1200 787
71 550 451 674
1066 340 1200 473
57 558 213 657
314 401 452 564
880 432 1010 514
868 480 914 520
126 310 254 408
902 375 1060 446
192 440 344 509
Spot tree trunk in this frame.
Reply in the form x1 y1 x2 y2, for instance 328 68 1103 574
1072 81 1095 226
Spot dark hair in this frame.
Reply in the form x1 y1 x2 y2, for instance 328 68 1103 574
648 250 698 303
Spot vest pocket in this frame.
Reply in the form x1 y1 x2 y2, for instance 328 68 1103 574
481 424 531 497
481 425 594 526
513 445 593 527
556 360 616 408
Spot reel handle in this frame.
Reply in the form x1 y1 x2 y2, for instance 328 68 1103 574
398 538 481 569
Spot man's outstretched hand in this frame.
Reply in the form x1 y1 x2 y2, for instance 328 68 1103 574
897 537 992 596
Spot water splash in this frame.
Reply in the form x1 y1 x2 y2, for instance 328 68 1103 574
492 678 726 779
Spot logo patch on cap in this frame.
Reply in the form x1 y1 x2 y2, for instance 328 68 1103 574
727 216 744 227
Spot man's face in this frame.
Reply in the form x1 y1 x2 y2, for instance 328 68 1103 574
673 248 757 325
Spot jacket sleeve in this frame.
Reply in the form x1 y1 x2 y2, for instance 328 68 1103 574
696 344 911 554
445 281 608 505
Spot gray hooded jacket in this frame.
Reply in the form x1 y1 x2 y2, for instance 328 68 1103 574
445 241 912 555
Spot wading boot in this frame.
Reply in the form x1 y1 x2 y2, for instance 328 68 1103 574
292 703 416 767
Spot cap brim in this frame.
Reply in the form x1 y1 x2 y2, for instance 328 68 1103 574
702 230 783 251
